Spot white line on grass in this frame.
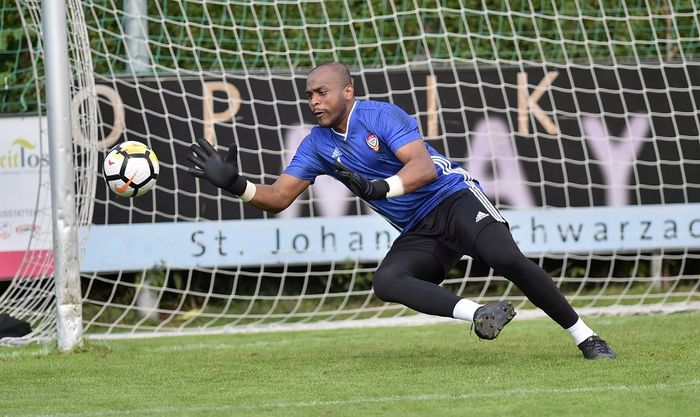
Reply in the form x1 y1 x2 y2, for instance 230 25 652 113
143 332 375 352
16 379 700 417
0 332 384 359
105 327 449 354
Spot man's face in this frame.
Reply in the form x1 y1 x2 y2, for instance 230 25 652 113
305 67 353 130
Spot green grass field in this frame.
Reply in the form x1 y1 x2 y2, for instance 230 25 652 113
1 312 698 417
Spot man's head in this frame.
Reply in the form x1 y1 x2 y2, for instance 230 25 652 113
305 62 355 131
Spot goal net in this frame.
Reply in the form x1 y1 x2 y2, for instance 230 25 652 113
2 0 699 344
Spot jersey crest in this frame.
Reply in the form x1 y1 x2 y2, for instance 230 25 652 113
365 133 380 152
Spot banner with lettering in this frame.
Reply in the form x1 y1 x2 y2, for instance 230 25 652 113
80 204 700 272
0 116 51 279
3 65 698 273
89 65 699 226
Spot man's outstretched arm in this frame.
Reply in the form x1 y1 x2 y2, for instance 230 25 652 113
188 138 310 213
245 173 311 213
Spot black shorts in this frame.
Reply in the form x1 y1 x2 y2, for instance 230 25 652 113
381 189 507 283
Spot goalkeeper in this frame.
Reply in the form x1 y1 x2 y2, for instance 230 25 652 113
189 61 616 360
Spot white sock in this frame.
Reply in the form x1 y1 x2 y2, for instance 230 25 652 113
452 299 481 322
566 318 596 345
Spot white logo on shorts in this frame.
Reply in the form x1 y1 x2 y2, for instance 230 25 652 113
475 211 489 223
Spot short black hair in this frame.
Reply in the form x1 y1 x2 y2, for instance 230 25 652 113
309 61 353 86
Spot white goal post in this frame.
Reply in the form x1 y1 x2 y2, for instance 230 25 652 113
1 0 699 348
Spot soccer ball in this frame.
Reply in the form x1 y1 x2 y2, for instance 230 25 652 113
103 141 159 198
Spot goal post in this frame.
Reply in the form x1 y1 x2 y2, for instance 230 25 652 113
42 0 83 351
1 0 699 345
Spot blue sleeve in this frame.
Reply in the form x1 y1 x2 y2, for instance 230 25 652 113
376 103 422 153
282 134 326 182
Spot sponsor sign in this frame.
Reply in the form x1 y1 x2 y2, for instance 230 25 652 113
0 116 51 279
80 203 700 272
81 215 398 271
89 65 700 225
4 66 700 274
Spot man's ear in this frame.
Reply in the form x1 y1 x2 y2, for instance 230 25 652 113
344 84 354 100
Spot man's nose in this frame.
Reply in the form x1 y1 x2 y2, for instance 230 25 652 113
310 94 320 107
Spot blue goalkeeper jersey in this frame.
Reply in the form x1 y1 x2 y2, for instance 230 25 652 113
284 100 482 232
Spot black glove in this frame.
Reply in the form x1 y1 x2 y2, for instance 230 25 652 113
188 138 247 195
334 160 389 200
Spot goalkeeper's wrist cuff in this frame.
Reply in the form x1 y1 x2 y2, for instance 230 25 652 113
227 177 256 202
239 180 257 202
385 175 404 198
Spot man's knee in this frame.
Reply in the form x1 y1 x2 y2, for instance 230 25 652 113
372 264 401 302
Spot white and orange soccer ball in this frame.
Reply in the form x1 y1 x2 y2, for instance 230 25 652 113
103 141 159 198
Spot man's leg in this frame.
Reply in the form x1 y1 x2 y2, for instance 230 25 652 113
474 222 579 328
443 190 590 333
474 221 616 358
372 233 515 339
372 234 462 318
